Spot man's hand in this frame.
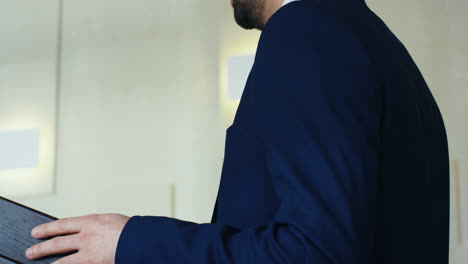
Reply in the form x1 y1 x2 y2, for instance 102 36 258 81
25 214 130 264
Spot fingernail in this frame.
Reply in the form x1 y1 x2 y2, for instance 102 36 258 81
25 248 33 258
31 227 39 236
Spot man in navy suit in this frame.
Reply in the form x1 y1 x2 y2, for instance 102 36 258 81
26 0 450 263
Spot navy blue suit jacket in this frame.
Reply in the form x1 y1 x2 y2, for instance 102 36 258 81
115 0 450 263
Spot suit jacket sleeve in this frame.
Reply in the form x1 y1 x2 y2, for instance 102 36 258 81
115 4 381 264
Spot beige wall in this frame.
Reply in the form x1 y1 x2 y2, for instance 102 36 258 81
0 0 466 263
3 0 223 224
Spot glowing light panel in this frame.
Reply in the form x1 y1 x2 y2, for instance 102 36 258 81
0 129 40 171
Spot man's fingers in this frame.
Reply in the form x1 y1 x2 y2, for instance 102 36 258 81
26 234 80 260
32 217 84 238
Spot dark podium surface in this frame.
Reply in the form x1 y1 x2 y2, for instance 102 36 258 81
0 197 69 264
0 257 16 264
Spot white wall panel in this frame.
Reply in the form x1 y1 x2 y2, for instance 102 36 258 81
0 0 59 197
17 0 221 222
458 159 468 246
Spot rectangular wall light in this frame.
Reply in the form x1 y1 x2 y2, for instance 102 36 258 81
228 54 255 100
0 129 40 171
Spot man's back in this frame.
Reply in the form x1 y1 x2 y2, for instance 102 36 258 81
213 0 450 262
320 1 451 262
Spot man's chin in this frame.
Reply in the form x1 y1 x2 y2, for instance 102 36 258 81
234 15 255 30
231 0 264 30
234 14 261 30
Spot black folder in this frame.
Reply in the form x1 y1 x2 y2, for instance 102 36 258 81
0 196 70 264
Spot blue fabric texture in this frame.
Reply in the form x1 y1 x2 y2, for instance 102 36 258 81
115 0 450 263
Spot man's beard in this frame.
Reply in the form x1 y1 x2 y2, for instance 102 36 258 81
232 0 265 30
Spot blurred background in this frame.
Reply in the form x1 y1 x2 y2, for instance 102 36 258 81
0 0 466 262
